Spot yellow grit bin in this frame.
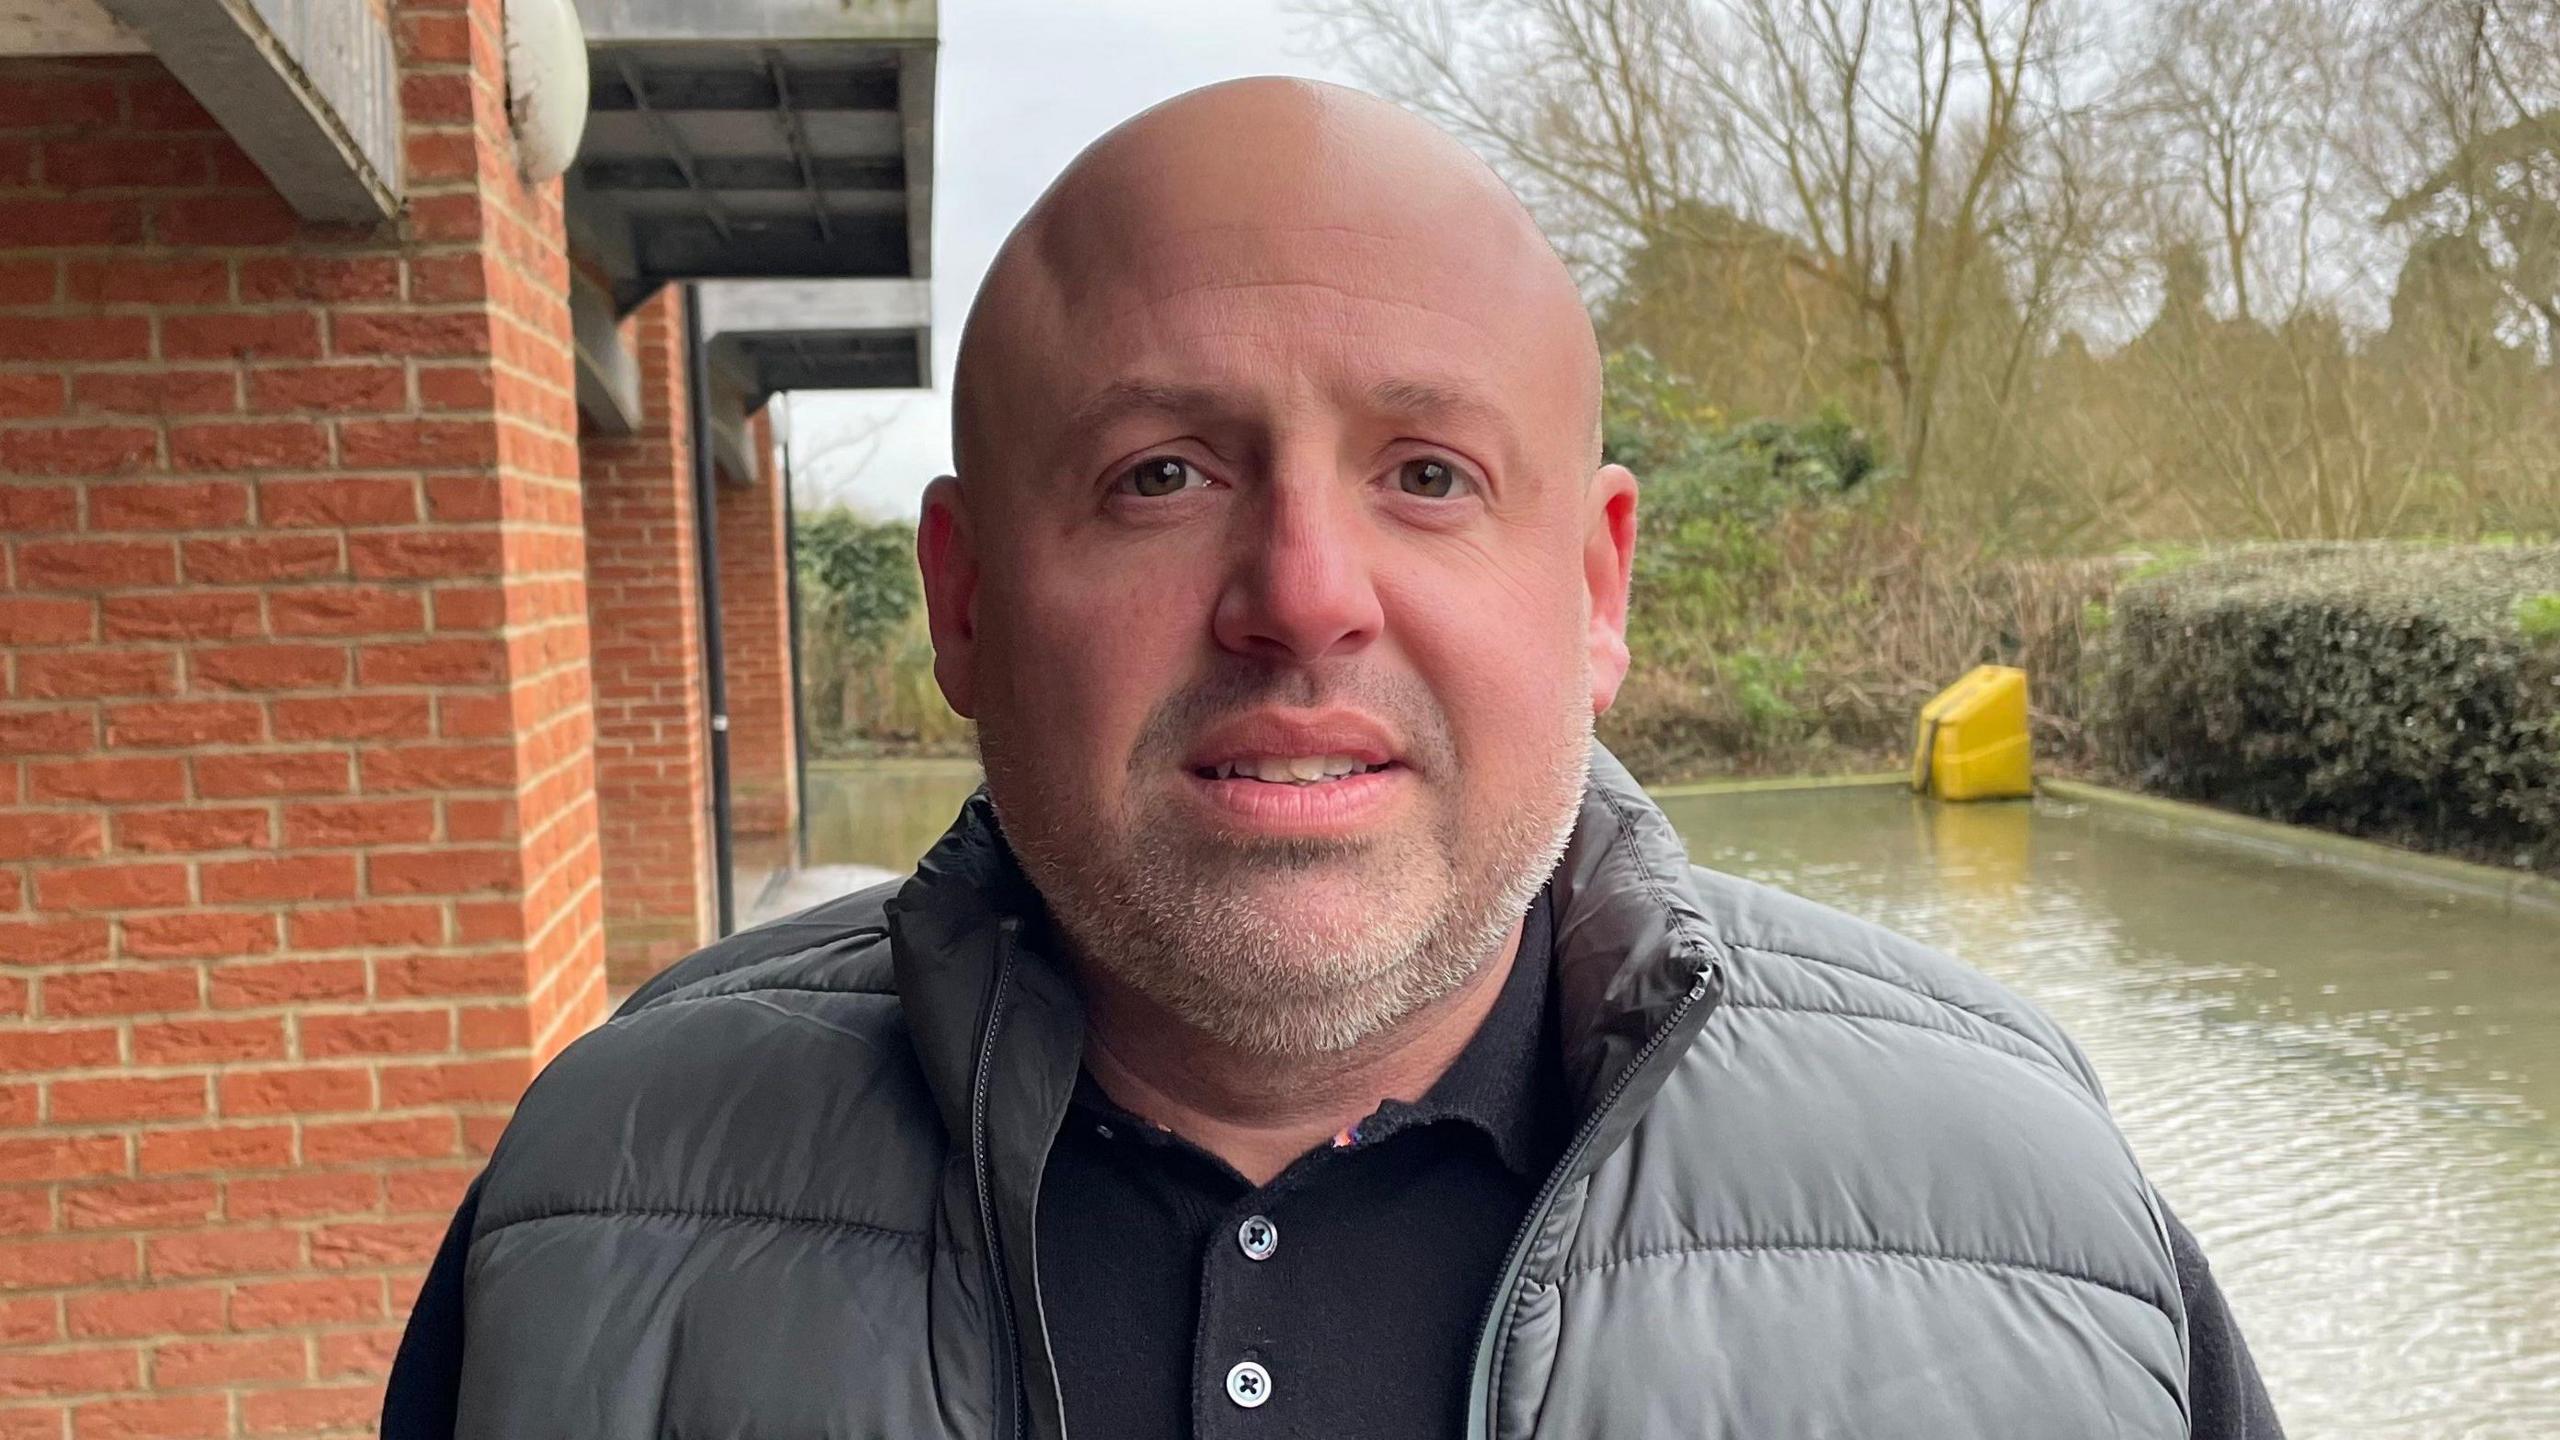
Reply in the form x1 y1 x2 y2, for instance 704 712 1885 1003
1910 665 2034 801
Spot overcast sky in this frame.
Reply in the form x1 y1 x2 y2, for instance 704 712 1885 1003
779 0 1361 520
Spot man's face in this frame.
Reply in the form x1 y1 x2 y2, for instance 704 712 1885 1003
925 102 1635 1054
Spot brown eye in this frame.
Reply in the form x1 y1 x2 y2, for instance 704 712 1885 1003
1398 457 1464 497
1124 456 1199 497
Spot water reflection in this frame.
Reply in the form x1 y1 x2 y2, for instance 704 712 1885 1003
808 762 2560 1435
1660 785 2560 1439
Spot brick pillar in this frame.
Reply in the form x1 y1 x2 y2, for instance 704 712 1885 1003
0 7 601 1435
716 407 798 843
577 289 712 991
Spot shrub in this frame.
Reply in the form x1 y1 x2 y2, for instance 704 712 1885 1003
2099 541 2560 872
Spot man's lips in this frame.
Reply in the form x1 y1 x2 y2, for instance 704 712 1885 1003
1184 711 1401 779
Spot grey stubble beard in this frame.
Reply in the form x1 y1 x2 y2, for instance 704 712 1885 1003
981 664 1594 1057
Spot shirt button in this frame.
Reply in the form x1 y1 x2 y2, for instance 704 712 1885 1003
1236 1214 1277 1262
1225 1359 1272 1409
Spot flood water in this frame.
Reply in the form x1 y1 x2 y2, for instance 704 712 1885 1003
805 760 2560 1436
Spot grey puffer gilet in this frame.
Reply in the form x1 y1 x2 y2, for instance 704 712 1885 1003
457 749 2189 1438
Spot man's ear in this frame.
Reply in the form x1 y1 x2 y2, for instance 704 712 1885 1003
917 474 981 719
1582 463 1638 716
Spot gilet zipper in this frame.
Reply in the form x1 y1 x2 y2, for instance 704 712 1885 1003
1465 960 1724 1440
968 921 1029 1440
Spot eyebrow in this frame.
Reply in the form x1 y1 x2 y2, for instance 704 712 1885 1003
1056 380 1230 440
1362 377 1510 436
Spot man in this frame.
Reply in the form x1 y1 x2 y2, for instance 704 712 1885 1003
386 79 2278 1438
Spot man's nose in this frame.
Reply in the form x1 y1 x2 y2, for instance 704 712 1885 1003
1209 478 1383 665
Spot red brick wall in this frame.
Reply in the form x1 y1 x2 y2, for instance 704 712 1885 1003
716 408 798 842
0 2 602 1432
577 289 711 990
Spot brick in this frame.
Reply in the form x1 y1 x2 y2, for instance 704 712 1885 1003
279 799 433 849
0 597 96 646
0 75 119 128
348 529 503 580
130 1017 285 1066
308 1219 446 1270
0 1135 126 1182
408 254 488 303
120 912 276 962
15 650 178 701
0 426 157 477
69 370 237 417
111 807 267 855
330 310 484 358
137 1125 292 1177
246 363 405 413
0 1024 118 1072
102 700 263 747
257 475 417 527
44 137 214 189
286 904 441 952
358 742 512 791
199 855 357 904
143 1229 301 1280
150 1335 304 1389
0 256 56 304
356 638 505 687
0 483 83 533
372 950 520 999
0 196 145 247
314 1326 401 1380
215 1065 369 1117
49 1075 202 1125
40 969 198 1019
337 419 495 468
0 811 103 862
0 708 96 755
367 847 516 897
87 481 249 532
180 534 340 584
236 256 400 305
60 1182 216 1234
205 961 366 1011
407 192 481 243
298 1010 447 1059
190 751 347 799
222 1174 374 1225
62 258 229 307
416 364 494 412
240 1382 378 1435
266 588 425 640
0 1237 136 1289
66 1286 227 1340
0 372 64 418
0 1295 57 1345
152 191 299 247
27 759 185 805
303 1116 454 1165
0 1345 138 1400
159 312 319 363
70 1393 228 1440
379 1059 525 1108
0 316 151 365
166 421 330 473
33 863 189 912
186 643 344 692
15 540 176 592
380 1166 474 1218
227 1276 381 1331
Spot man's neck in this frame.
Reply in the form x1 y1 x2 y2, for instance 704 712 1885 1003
1075 921 1526 1186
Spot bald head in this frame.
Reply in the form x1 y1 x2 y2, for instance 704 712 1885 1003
951 78 1602 485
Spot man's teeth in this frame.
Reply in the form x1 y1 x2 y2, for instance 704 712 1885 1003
1211 755 1378 784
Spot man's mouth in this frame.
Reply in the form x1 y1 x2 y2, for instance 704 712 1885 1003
1193 756 1397 786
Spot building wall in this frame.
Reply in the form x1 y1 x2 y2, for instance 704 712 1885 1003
578 290 712 990
716 408 798 843
0 3 602 1432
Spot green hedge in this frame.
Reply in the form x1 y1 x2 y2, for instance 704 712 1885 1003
2099 542 2560 873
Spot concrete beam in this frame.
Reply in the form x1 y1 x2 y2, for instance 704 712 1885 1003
574 0 936 44
704 351 759 489
572 270 643 436
693 278 929 341
95 0 401 223
0 0 145 55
